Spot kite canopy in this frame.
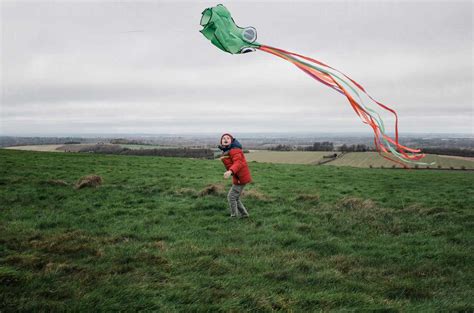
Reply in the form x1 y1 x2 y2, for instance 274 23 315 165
200 4 260 54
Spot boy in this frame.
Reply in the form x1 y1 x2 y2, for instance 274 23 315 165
218 133 252 218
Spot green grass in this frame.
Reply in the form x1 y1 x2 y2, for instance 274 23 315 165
1 149 473 312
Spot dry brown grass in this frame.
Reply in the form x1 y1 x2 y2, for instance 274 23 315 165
401 204 447 216
330 254 361 274
152 240 167 251
294 193 320 204
173 187 198 197
198 183 226 196
337 196 376 210
41 179 69 186
75 175 103 189
242 189 271 201
30 230 100 257
44 262 85 275
4 254 47 270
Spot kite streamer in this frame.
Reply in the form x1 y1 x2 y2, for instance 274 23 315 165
200 4 431 167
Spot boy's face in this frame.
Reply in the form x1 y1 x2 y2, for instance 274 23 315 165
221 135 232 146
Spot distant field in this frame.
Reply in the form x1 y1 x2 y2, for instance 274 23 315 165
246 151 474 169
246 150 334 164
327 152 474 169
3 145 63 152
4 146 473 170
3 144 188 152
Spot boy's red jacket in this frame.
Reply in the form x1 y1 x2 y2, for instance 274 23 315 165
221 148 252 185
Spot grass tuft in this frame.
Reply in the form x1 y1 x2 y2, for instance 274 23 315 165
75 174 103 189
242 188 271 201
294 193 320 204
337 196 376 210
198 183 226 196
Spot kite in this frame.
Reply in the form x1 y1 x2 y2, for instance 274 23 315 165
200 4 431 167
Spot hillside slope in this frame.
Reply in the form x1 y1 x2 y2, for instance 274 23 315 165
1 150 473 311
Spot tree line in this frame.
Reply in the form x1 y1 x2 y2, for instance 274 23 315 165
269 142 474 157
270 142 371 152
79 144 214 159
421 148 474 158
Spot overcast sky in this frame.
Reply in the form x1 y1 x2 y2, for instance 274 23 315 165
1 0 472 136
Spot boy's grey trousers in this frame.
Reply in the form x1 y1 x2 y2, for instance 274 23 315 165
227 184 249 217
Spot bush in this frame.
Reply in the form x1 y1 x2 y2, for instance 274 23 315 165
422 148 474 158
79 144 124 154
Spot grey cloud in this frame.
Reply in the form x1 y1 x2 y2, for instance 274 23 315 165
1 0 472 135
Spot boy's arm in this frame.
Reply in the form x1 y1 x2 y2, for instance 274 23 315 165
220 154 232 170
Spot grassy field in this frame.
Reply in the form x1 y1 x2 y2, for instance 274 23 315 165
1 149 473 312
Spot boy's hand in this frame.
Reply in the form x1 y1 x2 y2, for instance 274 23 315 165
223 170 232 179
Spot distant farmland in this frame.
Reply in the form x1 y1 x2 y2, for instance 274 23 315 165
3 145 64 152
4 144 181 153
246 151 333 164
246 151 474 170
326 152 474 169
4 145 473 170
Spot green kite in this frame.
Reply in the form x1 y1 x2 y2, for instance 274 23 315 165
200 4 259 54
200 4 431 167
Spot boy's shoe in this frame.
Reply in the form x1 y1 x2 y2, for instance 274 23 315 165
230 214 237 218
